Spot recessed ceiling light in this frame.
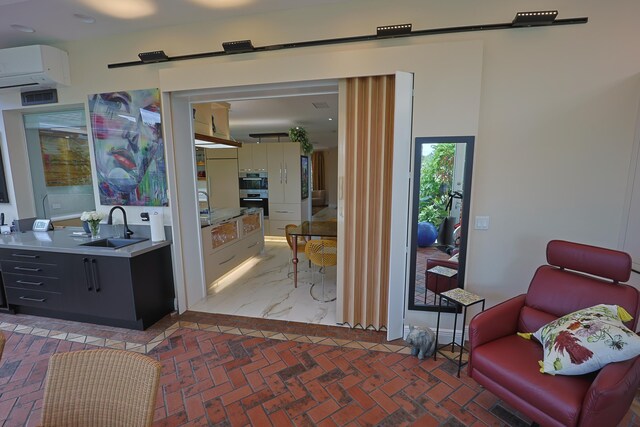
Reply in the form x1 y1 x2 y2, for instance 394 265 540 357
73 13 96 24
10 24 35 33
328 118 333 121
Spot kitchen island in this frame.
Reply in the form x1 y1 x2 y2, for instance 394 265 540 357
0 227 174 330
200 208 264 287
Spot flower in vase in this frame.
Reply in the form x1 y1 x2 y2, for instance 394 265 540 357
80 211 105 222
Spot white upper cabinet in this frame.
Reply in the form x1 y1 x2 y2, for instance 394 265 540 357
267 142 301 204
238 143 268 172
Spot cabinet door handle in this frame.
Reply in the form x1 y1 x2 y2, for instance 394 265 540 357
16 280 43 286
91 258 101 292
284 162 288 184
279 163 283 184
275 210 289 214
14 266 42 272
83 258 93 291
19 296 46 303
12 253 39 259
247 242 258 249
219 255 236 265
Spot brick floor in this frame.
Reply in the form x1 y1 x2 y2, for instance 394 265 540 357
2 323 640 426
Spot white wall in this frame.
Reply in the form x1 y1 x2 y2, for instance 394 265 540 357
0 0 639 323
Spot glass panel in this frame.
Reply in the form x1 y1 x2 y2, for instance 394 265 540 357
23 110 95 219
211 221 238 249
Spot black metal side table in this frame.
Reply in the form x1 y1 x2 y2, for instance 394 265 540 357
434 288 485 377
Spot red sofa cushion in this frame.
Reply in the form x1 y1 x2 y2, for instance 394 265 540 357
472 334 594 426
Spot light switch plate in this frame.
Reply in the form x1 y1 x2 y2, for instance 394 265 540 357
475 216 490 230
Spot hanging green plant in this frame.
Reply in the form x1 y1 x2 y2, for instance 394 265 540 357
289 126 313 155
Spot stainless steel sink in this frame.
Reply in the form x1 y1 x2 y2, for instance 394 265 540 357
80 237 148 249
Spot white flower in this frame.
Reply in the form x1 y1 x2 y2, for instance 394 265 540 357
80 211 105 222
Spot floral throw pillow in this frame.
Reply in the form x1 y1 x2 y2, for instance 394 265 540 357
531 304 640 375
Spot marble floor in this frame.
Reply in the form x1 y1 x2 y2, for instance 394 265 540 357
191 239 339 326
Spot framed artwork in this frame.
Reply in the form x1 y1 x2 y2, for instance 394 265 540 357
301 155 309 200
88 88 168 206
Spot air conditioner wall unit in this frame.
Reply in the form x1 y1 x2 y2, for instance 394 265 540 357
0 45 70 91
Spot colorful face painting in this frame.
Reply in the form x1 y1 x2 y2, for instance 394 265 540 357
88 88 168 206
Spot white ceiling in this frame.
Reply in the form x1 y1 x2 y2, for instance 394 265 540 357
0 0 344 49
1 0 343 149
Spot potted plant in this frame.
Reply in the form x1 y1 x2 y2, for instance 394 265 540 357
289 126 313 155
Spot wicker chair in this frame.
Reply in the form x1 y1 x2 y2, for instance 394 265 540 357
40 349 161 427
0 331 5 362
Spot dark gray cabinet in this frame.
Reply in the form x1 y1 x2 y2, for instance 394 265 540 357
0 246 174 330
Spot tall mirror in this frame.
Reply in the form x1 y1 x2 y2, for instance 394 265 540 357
408 136 474 311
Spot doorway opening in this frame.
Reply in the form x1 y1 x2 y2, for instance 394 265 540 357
187 88 340 325
408 136 474 312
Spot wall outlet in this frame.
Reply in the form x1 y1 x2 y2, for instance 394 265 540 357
140 212 150 222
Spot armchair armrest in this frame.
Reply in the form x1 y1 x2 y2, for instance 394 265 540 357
468 294 526 350
579 356 640 427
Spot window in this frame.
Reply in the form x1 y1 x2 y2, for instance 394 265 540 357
23 110 95 219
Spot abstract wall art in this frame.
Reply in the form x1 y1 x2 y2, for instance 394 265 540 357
88 88 168 206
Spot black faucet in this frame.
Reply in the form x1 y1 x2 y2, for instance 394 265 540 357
107 206 134 239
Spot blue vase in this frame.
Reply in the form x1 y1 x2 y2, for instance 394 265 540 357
417 222 437 247
82 221 91 234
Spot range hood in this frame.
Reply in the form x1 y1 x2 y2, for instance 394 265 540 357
194 132 241 148
193 101 242 148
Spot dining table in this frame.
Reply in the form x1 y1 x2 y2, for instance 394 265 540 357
288 220 337 288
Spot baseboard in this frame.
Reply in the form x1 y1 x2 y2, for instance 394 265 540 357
403 324 466 345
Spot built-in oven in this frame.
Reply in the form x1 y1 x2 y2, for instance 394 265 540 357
239 172 268 191
239 189 269 217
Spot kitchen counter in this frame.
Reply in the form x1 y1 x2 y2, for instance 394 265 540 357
200 207 260 227
0 227 171 258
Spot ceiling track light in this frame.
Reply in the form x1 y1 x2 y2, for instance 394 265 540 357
138 50 169 63
109 11 587 69
377 24 412 38
222 40 255 53
512 10 558 27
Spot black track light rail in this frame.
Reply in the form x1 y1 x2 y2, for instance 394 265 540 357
108 16 588 69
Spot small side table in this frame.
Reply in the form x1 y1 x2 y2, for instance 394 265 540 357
426 265 458 303
434 288 485 377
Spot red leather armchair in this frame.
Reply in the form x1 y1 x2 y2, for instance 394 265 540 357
468 240 640 427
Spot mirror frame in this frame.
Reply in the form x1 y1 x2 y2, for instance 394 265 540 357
408 136 475 312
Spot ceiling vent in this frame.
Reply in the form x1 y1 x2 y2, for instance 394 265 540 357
312 102 330 109
21 88 58 106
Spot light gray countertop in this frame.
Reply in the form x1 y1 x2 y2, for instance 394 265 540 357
0 226 171 258
200 207 260 228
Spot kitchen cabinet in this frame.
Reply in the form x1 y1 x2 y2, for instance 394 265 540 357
267 142 301 204
201 210 264 286
206 158 240 209
206 147 237 159
238 143 268 172
0 245 174 330
266 142 306 236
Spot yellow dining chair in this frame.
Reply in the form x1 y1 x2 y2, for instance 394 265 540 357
40 349 161 427
305 239 337 302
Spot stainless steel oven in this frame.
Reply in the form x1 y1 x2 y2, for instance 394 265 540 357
239 189 269 217
239 172 268 191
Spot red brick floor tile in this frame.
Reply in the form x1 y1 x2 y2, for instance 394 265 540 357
307 398 340 423
426 381 454 403
370 388 400 414
3 315 640 427
268 409 295 427
247 405 273 427
331 402 365 425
